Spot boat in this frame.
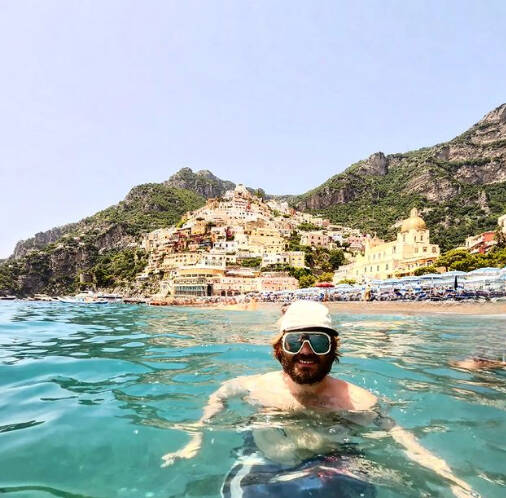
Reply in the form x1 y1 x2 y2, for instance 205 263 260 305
57 291 109 304
33 294 57 302
0 295 16 300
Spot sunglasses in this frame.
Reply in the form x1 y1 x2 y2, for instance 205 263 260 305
281 331 332 355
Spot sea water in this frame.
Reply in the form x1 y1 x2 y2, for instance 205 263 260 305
0 301 504 497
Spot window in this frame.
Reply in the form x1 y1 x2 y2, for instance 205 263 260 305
423 247 427 253
432 247 437 253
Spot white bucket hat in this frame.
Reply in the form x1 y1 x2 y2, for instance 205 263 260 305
273 301 338 344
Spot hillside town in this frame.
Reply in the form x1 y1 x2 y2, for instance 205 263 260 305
133 183 482 302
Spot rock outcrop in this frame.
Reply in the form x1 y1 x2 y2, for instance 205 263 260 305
165 167 236 198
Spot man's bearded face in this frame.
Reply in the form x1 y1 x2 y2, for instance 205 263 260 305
275 337 335 385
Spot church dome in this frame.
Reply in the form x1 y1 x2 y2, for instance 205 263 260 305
400 208 426 232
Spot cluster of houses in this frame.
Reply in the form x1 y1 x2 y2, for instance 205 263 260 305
136 183 505 298
138 184 365 298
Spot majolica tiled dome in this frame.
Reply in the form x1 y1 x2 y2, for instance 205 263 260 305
400 208 427 232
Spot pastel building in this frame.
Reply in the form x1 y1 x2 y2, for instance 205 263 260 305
162 252 202 270
335 208 440 282
300 231 331 248
260 251 305 268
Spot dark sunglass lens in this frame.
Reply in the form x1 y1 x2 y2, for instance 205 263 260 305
308 334 330 354
285 334 303 353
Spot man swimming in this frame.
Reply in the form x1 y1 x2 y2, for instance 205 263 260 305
162 301 476 497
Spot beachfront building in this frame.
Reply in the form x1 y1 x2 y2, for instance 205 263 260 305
335 208 440 282
172 266 225 297
213 276 259 296
258 272 299 292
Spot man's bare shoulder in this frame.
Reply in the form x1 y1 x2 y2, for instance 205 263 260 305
219 371 280 393
332 378 378 411
237 371 282 388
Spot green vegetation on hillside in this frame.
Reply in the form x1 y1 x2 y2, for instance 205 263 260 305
240 257 262 268
414 246 506 274
297 154 505 252
90 249 148 287
0 185 205 296
87 184 206 236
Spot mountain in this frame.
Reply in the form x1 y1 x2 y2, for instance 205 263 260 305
293 104 506 251
2 104 505 296
165 167 267 199
2 184 205 296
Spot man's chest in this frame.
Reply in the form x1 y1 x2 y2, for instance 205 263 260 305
244 384 351 412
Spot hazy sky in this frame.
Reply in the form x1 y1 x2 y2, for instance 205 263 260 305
1 1 505 258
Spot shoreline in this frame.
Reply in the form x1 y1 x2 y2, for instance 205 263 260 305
206 300 506 315
4 297 505 316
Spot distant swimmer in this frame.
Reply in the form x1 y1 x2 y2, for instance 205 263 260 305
162 301 477 498
451 344 506 371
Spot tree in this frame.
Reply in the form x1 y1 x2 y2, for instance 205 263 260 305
299 274 316 288
413 265 437 276
287 231 302 251
303 248 314 267
329 249 345 270
240 257 261 268
495 228 506 249
297 222 319 231
436 249 470 271
317 272 334 282
289 267 312 280
337 278 356 285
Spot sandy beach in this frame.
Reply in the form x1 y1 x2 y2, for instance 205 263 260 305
213 300 506 315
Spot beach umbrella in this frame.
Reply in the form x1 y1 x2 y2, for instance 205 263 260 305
466 267 501 277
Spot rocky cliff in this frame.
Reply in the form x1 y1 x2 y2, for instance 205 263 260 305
165 167 267 199
1 184 205 296
294 104 506 250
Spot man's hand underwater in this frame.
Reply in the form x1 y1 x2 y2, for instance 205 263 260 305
161 432 203 467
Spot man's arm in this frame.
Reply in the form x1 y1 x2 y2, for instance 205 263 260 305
161 376 248 467
390 425 476 497
344 386 476 498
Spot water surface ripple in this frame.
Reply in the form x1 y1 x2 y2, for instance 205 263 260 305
0 302 504 497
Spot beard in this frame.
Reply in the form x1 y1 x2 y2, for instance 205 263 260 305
278 350 334 385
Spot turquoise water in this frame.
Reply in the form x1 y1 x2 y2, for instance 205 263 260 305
0 302 505 497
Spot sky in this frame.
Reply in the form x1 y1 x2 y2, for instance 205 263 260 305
1 1 505 258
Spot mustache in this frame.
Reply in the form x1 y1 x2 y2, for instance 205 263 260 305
293 353 320 362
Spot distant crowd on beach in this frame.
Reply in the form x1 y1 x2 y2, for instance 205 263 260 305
148 284 505 308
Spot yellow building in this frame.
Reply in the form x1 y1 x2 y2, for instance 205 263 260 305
162 252 202 270
249 227 286 250
190 219 208 235
335 208 440 282
172 266 225 297
287 251 306 268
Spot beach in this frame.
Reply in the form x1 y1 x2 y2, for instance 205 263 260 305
213 299 506 315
